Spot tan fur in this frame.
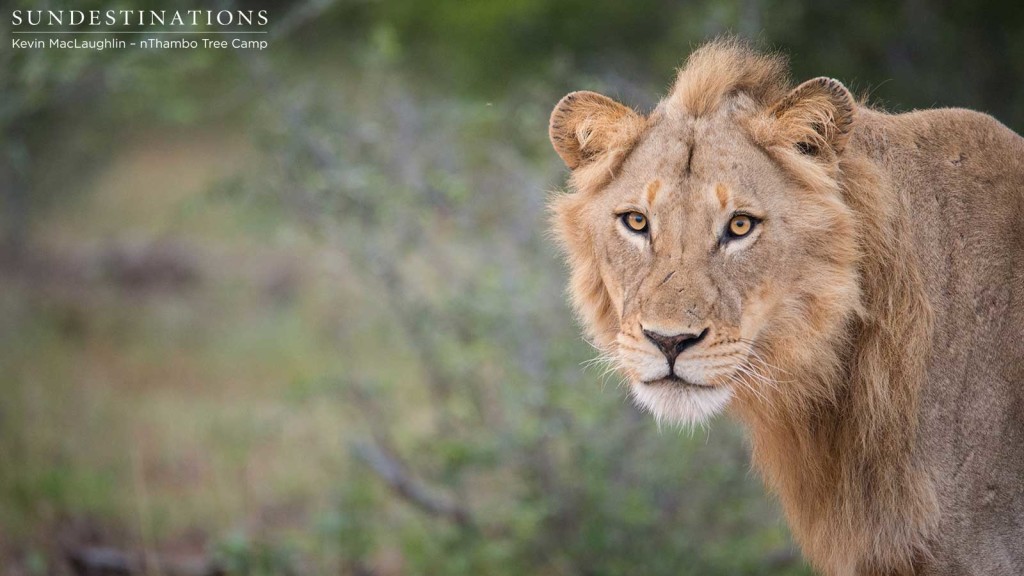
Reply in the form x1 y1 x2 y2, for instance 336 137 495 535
548 38 1024 576
714 183 729 208
646 179 661 205
669 37 789 117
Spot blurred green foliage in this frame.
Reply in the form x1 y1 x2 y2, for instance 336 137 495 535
2 0 1023 574
326 0 1024 125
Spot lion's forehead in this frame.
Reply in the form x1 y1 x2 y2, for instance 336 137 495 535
617 114 771 206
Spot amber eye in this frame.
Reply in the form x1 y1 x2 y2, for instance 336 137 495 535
727 214 756 238
621 211 649 233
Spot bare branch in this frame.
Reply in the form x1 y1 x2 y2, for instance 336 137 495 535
67 546 223 576
352 441 473 529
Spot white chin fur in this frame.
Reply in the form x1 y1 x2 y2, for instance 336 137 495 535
629 382 733 427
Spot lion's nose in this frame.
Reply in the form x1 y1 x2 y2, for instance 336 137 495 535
642 327 708 368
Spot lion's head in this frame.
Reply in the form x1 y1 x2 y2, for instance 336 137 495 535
549 40 866 426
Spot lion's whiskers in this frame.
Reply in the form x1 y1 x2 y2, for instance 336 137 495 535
582 348 628 392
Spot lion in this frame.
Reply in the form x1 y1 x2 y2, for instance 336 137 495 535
547 38 1024 576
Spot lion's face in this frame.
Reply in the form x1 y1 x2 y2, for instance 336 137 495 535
550 73 863 425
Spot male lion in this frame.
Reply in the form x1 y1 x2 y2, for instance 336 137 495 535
547 39 1024 576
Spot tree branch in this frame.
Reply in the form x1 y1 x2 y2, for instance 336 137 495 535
67 546 223 576
352 441 473 529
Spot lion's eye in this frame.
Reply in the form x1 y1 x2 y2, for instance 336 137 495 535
726 214 756 239
621 211 649 233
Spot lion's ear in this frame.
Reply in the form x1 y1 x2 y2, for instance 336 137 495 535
769 77 855 158
549 91 645 170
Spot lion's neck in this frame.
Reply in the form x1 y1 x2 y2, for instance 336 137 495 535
738 363 934 576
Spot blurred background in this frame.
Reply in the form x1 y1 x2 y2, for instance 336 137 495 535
2 1 1023 574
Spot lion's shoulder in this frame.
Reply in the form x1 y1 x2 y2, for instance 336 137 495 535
855 106 1024 159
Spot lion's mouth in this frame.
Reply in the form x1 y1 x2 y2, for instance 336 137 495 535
643 374 715 389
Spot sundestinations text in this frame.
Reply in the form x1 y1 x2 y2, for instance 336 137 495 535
11 10 269 27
